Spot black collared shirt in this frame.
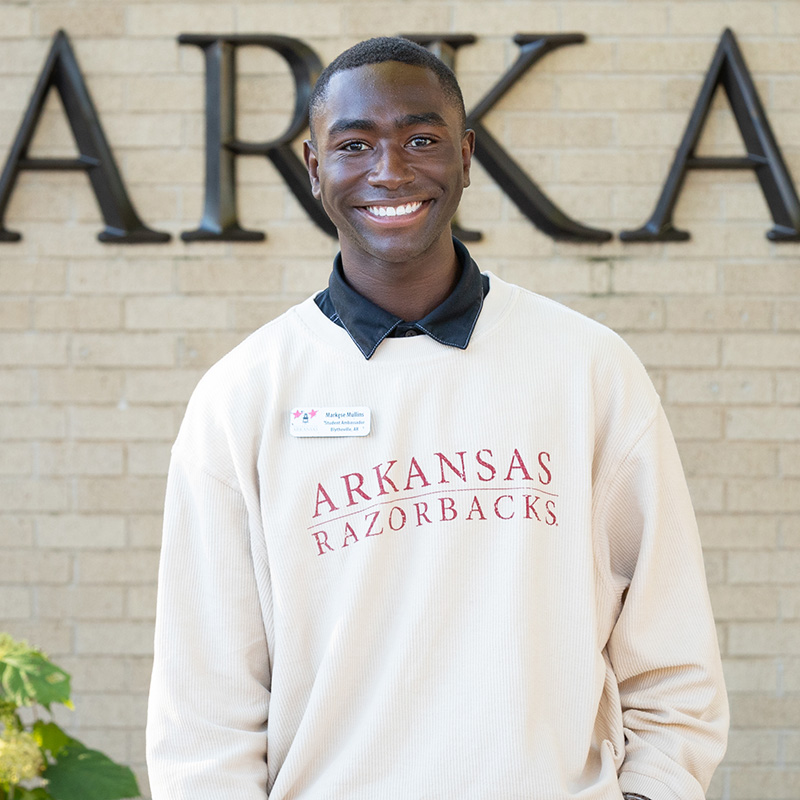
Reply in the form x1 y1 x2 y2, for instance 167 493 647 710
314 238 489 360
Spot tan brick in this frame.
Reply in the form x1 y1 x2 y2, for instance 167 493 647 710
0 370 33 403
128 442 171 476
0 299 30 329
127 585 157 619
125 657 154 693
721 658 778 693
681 442 776 477
179 331 248 368
667 371 773 405
0 517 34 548
777 372 800 404
500 260 603 295
729 767 800 799
724 263 800 294
697 514 778 550
0 5 32 38
71 38 179 75
724 184 774 221
703 549 725 585
729 551 800 584
534 42 617 75
674 3 774 36
72 333 176 367
564 297 664 331
666 298 773 331
34 297 122 330
0 549 71 584
38 369 124 404
56 655 126 693
232 298 305 331
729 695 800 729
784 517 800 549
559 77 664 111
786 731 800 764
36 4 125 37
506 114 615 149
124 149 202 185
177 259 282 295
709 586 779 621
127 3 234 36
780 444 800 477
664 406 723 440
70 406 175 441
618 41 715 72
0 39 47 74
125 296 228 330
560 151 668 185
744 41 800 74
38 586 125 620
0 333 68 366
0 587 32 619
726 408 800 441
79 550 159 585
562 2 668 34
1 621 72 655
686 476 724 512
342 3 450 35
69 261 173 295
786 659 800 692
0 406 66 440
38 443 124 476
622 332 719 367
76 624 154 657
0 443 31 476
783 588 800 620
127 76 203 112
724 333 800 368
77 691 149 726
76 477 166 513
128 515 162 549
776 301 800 331
728 478 800 512
0 479 69 513
37 514 126 549
124 368 202 404
237 3 342 37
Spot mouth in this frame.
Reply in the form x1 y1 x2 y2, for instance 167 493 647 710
358 199 431 224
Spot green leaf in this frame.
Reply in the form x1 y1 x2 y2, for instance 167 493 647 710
13 788 56 800
32 722 71 759
43 741 139 800
0 650 71 711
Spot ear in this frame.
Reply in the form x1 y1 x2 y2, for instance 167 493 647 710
303 139 321 199
461 128 476 188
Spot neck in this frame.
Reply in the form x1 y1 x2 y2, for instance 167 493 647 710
339 236 460 321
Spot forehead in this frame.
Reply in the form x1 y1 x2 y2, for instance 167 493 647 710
318 62 457 128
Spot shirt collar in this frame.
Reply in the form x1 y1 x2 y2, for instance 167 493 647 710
315 238 487 360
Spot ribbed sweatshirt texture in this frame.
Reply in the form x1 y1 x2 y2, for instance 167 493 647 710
146 274 728 800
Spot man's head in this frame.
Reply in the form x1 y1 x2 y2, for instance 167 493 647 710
309 37 467 144
304 38 474 271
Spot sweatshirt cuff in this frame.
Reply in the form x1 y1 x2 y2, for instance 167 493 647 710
619 771 684 800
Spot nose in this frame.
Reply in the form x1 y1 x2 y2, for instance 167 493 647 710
367 143 414 189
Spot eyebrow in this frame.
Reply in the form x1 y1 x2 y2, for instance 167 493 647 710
326 112 448 138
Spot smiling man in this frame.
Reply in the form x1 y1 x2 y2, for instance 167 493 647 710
147 38 728 800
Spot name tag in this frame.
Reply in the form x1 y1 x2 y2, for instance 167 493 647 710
289 407 371 438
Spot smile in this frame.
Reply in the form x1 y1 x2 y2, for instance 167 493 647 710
364 201 424 218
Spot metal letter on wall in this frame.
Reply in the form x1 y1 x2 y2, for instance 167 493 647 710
179 34 335 240
0 30 170 243
621 28 800 242
406 33 612 243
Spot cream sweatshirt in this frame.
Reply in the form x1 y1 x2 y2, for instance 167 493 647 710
146 274 728 800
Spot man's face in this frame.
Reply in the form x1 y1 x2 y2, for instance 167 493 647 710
304 62 474 267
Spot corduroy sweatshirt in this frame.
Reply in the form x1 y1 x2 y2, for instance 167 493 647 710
146 274 729 800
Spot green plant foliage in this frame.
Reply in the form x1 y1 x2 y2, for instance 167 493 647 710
0 635 139 800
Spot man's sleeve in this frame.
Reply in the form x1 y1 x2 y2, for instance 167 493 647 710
146 452 272 799
597 406 729 800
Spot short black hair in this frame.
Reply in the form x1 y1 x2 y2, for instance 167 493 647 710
309 37 467 141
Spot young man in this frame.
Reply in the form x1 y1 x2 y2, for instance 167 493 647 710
147 38 728 800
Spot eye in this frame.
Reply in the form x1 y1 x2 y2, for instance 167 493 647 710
340 140 368 152
408 135 435 148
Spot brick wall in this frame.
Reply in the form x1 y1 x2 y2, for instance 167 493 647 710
1 2 799 798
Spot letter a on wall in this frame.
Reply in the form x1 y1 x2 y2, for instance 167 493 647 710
0 30 169 243
621 28 800 242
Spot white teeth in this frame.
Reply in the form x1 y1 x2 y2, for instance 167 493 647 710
367 201 423 218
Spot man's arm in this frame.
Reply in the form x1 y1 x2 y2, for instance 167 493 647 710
146 453 272 799
597 407 729 800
